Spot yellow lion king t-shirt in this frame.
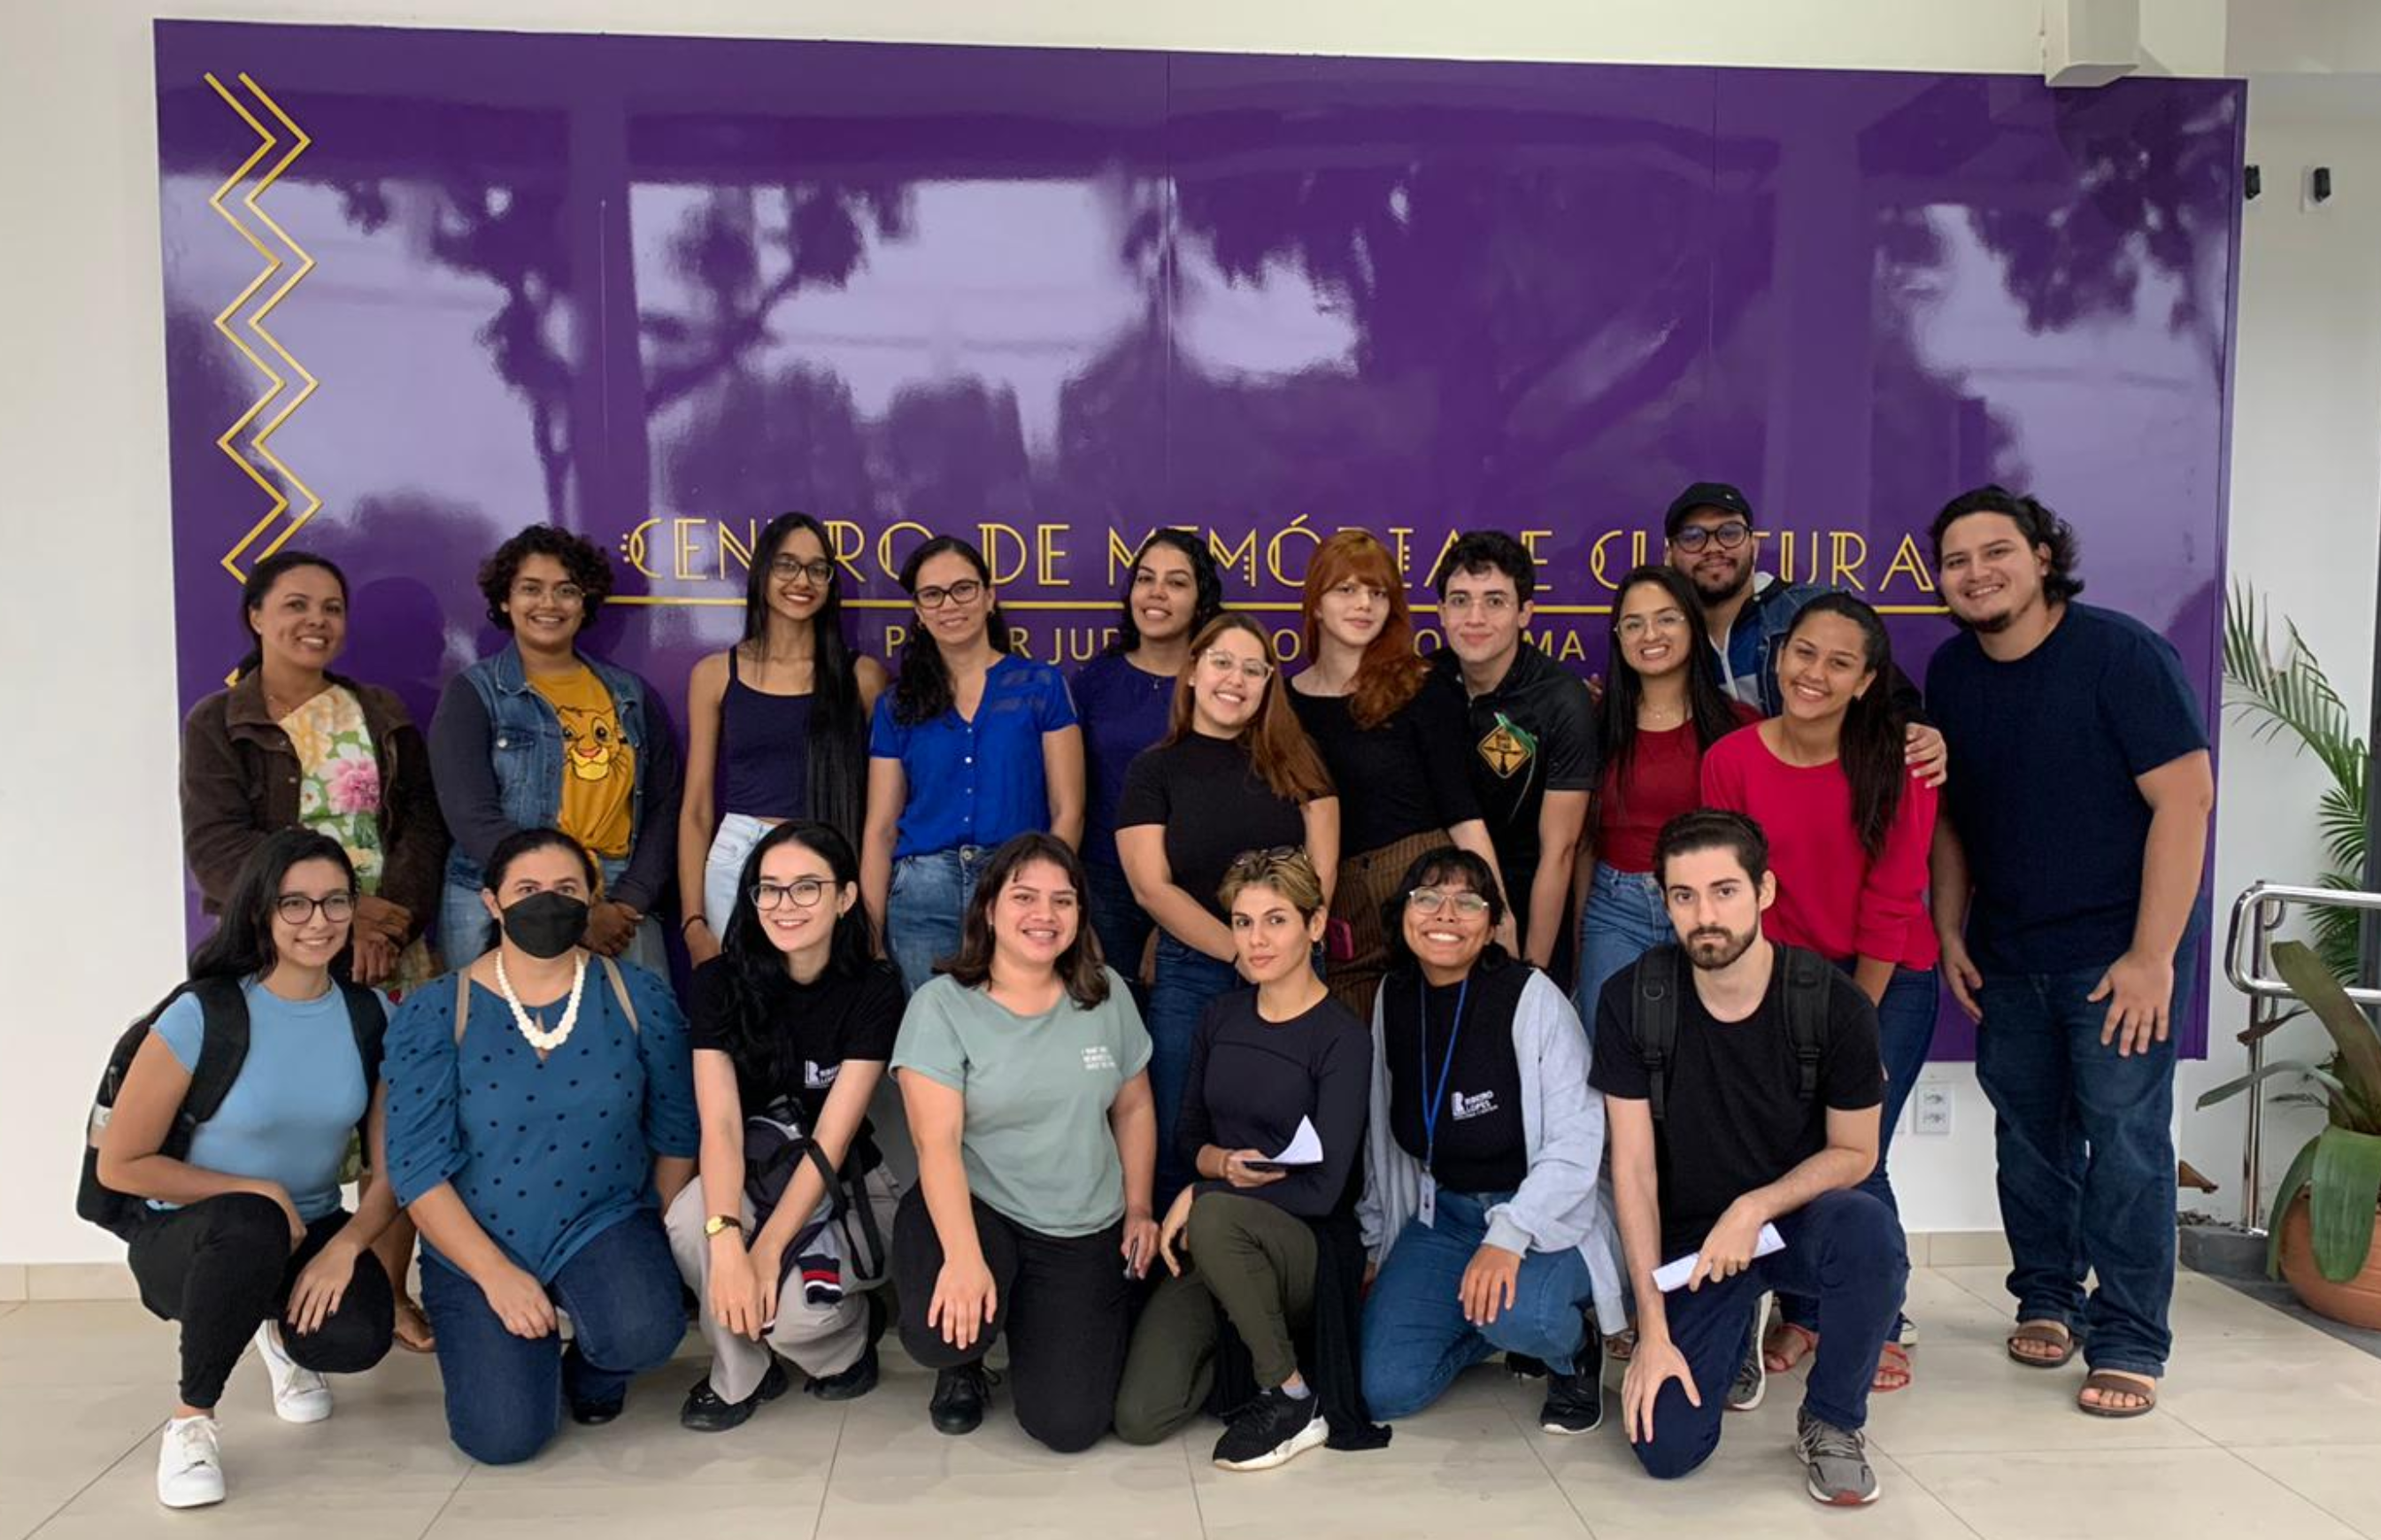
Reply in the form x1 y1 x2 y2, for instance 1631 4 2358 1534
528 665 636 859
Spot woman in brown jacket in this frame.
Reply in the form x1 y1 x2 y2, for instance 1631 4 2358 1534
179 549 449 1350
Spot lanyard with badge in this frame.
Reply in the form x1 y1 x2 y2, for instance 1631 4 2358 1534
1415 977 1468 1228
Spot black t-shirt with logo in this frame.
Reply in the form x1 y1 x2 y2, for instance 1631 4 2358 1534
689 956 905 1174
1114 733 1311 920
1590 957 1883 1259
1382 960 1532 1193
1432 646 1598 951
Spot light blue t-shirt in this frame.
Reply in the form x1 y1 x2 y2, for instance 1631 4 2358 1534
151 978 370 1223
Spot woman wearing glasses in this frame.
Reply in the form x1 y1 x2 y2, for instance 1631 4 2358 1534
1576 566 1758 1020
665 820 904 1431
1074 531 1228 1000
1359 847 1623 1434
429 526 682 974
1115 614 1337 1204
862 535 1085 994
98 831 397 1509
1288 532 1508 1021
677 513 888 967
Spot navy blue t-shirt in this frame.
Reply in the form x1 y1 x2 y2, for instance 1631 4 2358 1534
1073 651 1178 872
1925 603 2208 974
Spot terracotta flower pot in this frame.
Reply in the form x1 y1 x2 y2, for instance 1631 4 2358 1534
2277 1192 2381 1330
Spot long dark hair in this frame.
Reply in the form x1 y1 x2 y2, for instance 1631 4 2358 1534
189 828 358 983
943 832 1111 1008
1381 844 1514 980
1599 566 1742 817
891 536 1014 726
744 513 868 843
712 820 880 1097
1786 594 1906 859
1105 529 1225 657
234 551 348 681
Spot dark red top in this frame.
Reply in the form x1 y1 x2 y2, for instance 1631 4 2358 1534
1699 724 1940 970
1594 704 1760 874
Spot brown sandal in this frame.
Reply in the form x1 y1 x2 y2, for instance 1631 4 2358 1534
392 1295 436 1354
2077 1370 2157 1418
2005 1321 2077 1368
1763 1321 1819 1374
1872 1341 1912 1393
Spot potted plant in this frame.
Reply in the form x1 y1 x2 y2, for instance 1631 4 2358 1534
2196 939 2381 1326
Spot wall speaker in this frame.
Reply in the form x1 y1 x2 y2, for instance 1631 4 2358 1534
2044 0 2141 89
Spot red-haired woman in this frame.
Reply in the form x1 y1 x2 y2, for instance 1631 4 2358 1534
1288 533 1509 1020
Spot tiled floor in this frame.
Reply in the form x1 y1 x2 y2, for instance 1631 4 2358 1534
6 1265 2378 1539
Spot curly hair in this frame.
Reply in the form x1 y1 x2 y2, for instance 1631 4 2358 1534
1928 485 2084 604
477 524 616 631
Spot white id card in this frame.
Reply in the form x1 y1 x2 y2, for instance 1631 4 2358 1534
1417 1173 1437 1228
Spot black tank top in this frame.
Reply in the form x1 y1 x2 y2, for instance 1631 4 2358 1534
718 648 813 820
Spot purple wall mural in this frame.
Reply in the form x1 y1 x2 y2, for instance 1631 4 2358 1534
153 20 2244 1056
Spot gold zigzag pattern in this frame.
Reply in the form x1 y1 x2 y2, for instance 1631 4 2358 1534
204 72 320 581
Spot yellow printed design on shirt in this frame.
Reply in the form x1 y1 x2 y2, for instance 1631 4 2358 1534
529 666 636 859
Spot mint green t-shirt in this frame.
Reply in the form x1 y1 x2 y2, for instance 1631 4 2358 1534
890 968 1152 1236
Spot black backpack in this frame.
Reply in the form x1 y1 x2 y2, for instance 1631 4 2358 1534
78 977 388 1240
1623 943 1834 1121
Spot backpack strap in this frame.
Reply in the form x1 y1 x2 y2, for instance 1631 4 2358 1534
1629 946 1682 1122
336 982 388 1089
1778 946 1835 1105
168 977 252 1159
598 955 639 1035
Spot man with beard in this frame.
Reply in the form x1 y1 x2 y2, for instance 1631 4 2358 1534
1591 810 1903 1505
1924 487 2210 1421
1662 482 1944 779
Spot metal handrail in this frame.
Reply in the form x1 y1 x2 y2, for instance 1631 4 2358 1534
2220 879 2381 1232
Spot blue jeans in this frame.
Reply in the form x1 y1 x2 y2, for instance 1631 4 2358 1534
1084 859 1152 1013
1576 866 1673 1027
885 847 990 995
1361 1190 1594 1420
1781 963 1938 1332
1630 1190 1907 1479
418 1209 684 1465
1974 958 2185 1377
1145 936 1242 1206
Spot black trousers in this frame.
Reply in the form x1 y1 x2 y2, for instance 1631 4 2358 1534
891 1184 1129 1453
127 1191 394 1409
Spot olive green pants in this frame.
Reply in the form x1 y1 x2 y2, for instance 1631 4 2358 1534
1113 1191 1316 1445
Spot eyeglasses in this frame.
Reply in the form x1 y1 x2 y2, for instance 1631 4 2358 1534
1616 609 1689 639
1671 522 1751 554
275 892 357 925
1406 886 1491 918
913 579 984 610
751 878 832 911
769 556 836 587
511 580 587 606
1441 590 1517 614
1201 649 1274 682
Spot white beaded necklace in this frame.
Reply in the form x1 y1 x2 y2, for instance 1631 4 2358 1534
495 950 586 1052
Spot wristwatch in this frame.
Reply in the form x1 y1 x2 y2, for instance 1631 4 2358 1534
704 1214 744 1237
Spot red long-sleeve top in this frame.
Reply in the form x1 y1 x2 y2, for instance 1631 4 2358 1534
1699 724 1939 971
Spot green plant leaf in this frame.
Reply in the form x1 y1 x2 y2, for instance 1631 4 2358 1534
2194 1059 2343 1109
2269 942 2381 1117
2309 1126 2381 1282
2268 1133 2322 1278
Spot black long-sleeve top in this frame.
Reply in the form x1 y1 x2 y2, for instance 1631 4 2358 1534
1176 989 1372 1218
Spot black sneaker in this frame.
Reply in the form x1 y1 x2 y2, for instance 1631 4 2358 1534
680 1353 791 1432
1506 1352 1549 1380
1538 1328 1604 1435
806 1293 885 1402
564 1344 628 1425
1726 1296 1768 1413
929 1362 996 1436
1211 1386 1327 1472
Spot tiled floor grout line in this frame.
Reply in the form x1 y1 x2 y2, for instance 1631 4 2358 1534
25 1412 168 1538
2206 1440 2374 1537
1180 1425 1210 1540
408 1469 473 1540
804 1399 850 1540
1495 1376 1603 1538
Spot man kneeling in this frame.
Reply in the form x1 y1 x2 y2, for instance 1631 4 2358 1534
1590 810 1907 1505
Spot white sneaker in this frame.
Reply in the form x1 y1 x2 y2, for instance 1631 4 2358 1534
156 1415 225 1508
253 1321 332 1423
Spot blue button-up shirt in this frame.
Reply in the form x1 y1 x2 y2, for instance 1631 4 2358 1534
870 653 1077 859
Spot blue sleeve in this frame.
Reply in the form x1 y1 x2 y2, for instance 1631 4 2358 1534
867 691 906 760
151 991 207 1074
2102 628 2208 777
1038 663 1079 731
382 982 466 1207
626 963 699 1160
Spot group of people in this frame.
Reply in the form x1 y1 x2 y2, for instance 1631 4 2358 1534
92 481 2210 1512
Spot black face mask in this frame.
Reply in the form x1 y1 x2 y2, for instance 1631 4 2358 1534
498 891 589 959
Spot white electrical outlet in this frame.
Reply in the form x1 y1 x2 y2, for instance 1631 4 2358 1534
1913 1083 1953 1137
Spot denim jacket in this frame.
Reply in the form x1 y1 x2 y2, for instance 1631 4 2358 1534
428 642 681 912
1714 574 1925 722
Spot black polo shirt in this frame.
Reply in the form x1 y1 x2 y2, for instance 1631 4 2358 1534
1433 644 1598 952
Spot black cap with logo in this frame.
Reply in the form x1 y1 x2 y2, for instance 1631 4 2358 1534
1662 481 1754 541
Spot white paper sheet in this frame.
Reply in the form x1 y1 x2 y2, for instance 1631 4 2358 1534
1265 1115 1324 1167
1652 1223 1786 1291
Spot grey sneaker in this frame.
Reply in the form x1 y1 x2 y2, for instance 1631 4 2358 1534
1795 1407 1880 1505
1726 1295 1768 1413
